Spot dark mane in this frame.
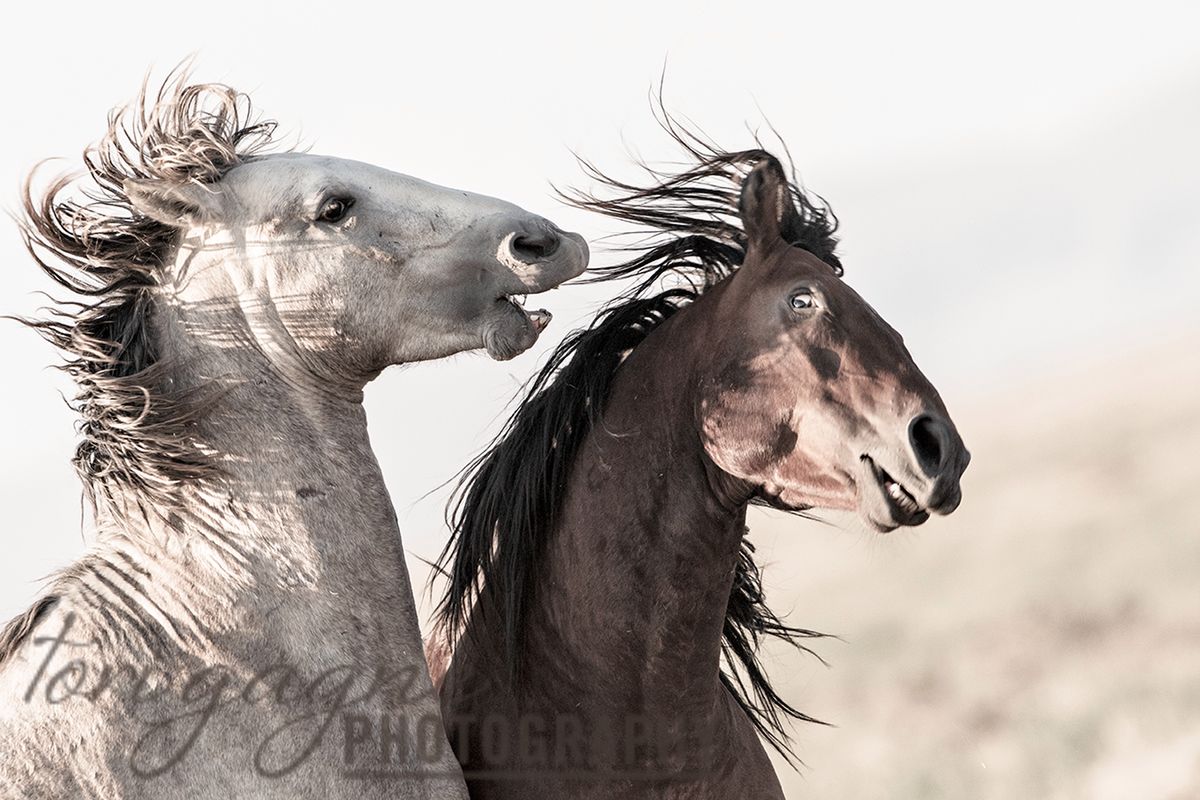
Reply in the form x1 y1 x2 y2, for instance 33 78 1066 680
436 119 840 761
16 68 281 521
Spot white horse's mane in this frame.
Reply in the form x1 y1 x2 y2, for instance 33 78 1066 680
19 68 284 519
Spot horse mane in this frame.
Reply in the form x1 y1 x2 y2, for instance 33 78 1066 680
0 595 58 668
16 68 282 520
435 115 840 762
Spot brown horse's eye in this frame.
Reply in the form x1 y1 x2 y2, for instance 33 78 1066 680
790 292 816 311
318 196 354 223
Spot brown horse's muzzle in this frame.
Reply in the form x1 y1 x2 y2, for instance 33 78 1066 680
908 412 970 511
859 411 969 532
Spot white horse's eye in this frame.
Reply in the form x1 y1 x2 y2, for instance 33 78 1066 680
790 292 816 310
318 196 354 223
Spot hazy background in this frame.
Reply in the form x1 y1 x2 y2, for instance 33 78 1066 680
1 2 1197 796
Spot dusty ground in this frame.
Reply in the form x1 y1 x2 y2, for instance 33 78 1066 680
752 332 1200 799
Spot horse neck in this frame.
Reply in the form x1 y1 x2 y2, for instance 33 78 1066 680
523 298 750 718
83 252 420 668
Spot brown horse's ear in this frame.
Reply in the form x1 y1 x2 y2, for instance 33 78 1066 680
738 155 803 252
124 178 222 228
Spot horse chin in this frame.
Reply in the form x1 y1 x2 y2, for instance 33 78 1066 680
758 493 810 514
754 483 821 515
858 496 931 533
481 296 552 361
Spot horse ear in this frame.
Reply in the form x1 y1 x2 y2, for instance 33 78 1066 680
738 155 803 252
124 178 222 228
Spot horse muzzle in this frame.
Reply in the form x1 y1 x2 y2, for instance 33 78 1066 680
491 216 589 295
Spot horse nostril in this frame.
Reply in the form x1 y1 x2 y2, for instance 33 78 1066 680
909 413 950 477
509 227 561 262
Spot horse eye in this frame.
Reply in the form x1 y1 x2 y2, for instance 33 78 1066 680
318 196 354 223
790 292 816 310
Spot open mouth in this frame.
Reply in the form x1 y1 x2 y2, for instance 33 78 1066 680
861 455 929 528
501 293 552 334
483 292 558 360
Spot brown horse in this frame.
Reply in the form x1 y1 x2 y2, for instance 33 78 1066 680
432 132 970 798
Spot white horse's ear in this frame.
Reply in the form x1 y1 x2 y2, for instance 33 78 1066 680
124 178 222 228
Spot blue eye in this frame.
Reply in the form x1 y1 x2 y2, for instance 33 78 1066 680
790 292 816 310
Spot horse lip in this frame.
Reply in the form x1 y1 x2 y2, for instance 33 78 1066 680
860 454 930 528
927 482 963 515
494 294 553 335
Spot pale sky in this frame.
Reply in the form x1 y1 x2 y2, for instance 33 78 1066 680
1 0 1197 619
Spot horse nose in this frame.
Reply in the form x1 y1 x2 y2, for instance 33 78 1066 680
510 227 561 261
498 217 589 291
907 412 968 513
909 413 959 478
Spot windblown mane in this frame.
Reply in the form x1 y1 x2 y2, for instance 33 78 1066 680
17 70 281 520
436 118 840 761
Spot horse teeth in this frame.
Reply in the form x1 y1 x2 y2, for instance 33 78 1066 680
885 480 920 513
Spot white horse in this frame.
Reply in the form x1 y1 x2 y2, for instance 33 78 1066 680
0 74 586 799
